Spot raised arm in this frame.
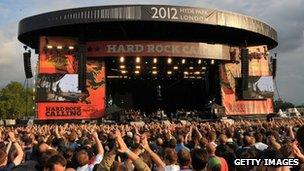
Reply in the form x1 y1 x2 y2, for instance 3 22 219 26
92 131 104 156
141 135 165 170
194 126 203 140
54 125 61 139
292 141 304 162
288 126 295 140
115 130 151 171
8 131 24 166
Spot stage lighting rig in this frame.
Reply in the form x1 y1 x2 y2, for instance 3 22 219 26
120 56 125 63
136 57 140 63
167 58 172 64
46 45 53 49
153 58 157 63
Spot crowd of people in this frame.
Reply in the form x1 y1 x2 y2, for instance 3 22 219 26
0 118 304 171
112 109 206 122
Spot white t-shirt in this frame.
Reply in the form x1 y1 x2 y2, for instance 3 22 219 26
165 164 180 171
254 142 268 151
77 154 103 171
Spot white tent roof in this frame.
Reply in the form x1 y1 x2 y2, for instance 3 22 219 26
277 109 284 115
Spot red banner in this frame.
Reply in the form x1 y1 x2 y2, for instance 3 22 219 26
39 53 77 74
37 37 106 120
37 59 106 120
220 45 273 115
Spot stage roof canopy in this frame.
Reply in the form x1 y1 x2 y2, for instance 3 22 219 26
18 5 278 49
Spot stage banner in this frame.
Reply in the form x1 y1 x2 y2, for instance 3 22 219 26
39 36 78 74
37 59 106 120
86 41 233 60
37 36 106 120
220 45 274 115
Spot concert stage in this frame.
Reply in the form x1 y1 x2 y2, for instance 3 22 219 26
18 5 278 120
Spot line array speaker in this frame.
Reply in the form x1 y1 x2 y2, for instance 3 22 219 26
23 52 33 78
241 48 249 91
272 58 277 78
77 44 86 91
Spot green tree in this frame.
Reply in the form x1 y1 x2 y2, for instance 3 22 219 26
0 81 34 119
273 99 295 113
296 104 304 108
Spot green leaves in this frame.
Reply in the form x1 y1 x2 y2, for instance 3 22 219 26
0 81 34 119
273 99 295 113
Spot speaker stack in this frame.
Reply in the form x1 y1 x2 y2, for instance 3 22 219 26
77 44 87 91
272 58 277 79
241 48 249 91
23 51 33 78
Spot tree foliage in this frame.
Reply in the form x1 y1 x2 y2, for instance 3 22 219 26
273 99 295 113
0 82 34 119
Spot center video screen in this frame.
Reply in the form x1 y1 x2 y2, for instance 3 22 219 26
236 76 274 99
37 74 82 101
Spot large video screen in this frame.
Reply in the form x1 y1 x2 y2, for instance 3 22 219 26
37 74 81 101
237 76 274 99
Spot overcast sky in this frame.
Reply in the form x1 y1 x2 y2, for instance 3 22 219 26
0 0 303 104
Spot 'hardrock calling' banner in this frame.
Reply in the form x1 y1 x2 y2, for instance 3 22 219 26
37 37 106 120
220 45 273 115
37 59 106 120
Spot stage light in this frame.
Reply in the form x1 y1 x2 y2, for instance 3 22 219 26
120 65 125 69
167 71 172 75
152 71 157 75
173 66 178 70
57 45 63 49
46 45 53 49
211 60 215 64
135 66 141 69
136 57 140 63
153 58 157 64
152 66 157 69
120 57 125 63
189 67 194 70
202 66 206 70
182 59 186 64
121 70 127 74
198 59 202 64
68 46 74 50
184 71 189 75
167 58 172 64
135 70 140 74
195 71 200 75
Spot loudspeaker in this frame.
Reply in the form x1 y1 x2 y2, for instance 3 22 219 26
241 48 249 91
272 58 277 78
23 52 33 78
77 44 86 91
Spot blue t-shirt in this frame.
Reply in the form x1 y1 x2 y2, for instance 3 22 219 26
0 163 16 171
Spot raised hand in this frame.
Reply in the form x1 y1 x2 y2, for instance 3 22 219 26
292 141 304 161
140 134 151 151
115 130 129 154
8 131 16 142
